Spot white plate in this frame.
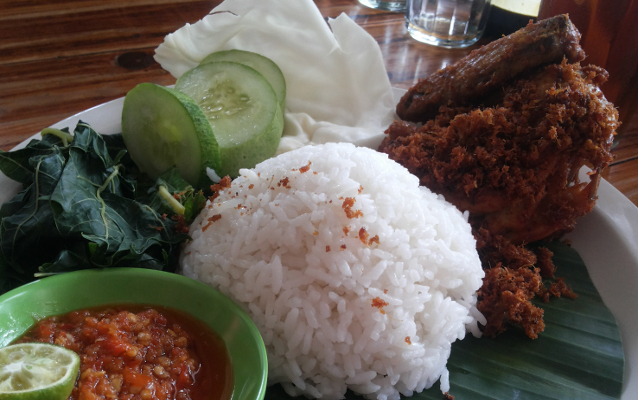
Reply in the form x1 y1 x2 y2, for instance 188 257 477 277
1 88 637 398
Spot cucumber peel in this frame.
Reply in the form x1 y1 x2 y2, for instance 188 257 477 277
121 83 220 187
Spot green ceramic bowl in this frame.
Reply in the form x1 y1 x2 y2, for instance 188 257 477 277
0 268 267 400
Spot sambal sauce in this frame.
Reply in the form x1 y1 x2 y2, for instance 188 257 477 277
16 305 233 400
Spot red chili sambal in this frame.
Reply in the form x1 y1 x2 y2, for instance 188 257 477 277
16 306 233 400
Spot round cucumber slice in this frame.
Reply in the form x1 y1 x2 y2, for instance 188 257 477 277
200 50 286 112
121 83 220 187
175 61 284 178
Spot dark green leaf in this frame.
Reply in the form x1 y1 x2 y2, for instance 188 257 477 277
0 133 67 183
140 168 207 224
0 122 191 293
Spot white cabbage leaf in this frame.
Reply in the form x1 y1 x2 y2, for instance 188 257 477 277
154 0 396 153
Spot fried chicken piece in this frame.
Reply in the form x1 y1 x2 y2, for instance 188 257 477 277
397 15 585 123
381 60 618 245
380 16 618 338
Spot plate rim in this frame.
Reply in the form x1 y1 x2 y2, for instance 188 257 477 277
1 88 637 398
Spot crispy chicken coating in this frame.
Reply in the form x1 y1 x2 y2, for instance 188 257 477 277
382 61 617 244
379 16 618 338
397 15 585 123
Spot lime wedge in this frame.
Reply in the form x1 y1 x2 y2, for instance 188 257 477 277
0 343 80 400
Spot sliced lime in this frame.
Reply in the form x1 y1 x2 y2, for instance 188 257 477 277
0 343 80 400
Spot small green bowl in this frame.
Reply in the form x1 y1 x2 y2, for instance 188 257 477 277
0 268 267 400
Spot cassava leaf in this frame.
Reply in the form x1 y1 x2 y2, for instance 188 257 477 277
0 122 191 293
0 132 68 184
265 241 624 400
0 149 67 282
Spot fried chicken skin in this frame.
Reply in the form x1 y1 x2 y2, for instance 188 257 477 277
380 16 619 338
397 15 585 123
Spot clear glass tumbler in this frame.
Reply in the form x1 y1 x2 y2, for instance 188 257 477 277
406 0 492 48
358 0 406 12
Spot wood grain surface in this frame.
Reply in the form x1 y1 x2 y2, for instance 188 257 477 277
1 0 636 207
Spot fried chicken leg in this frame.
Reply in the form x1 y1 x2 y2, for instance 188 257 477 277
397 15 586 123
380 15 619 338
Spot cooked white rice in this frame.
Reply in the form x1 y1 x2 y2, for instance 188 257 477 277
180 143 485 400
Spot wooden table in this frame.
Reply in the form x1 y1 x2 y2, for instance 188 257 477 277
2 0 637 207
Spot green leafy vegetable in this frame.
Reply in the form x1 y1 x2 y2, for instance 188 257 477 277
0 122 205 293
265 241 624 400
140 168 208 223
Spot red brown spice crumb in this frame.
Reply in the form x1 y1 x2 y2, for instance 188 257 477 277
209 176 232 201
343 226 350 236
299 161 311 173
405 337 411 345
340 244 347 251
211 176 231 191
478 266 546 339
326 246 331 252
172 215 190 234
546 278 578 300
202 222 213 232
342 197 363 219
443 392 455 400
358 228 380 246
474 228 577 339
383 289 388 294
278 177 291 188
536 247 556 278
359 228 369 245
371 297 389 310
313 231 319 236
249 184 254 189
208 215 222 223
358 185 364 194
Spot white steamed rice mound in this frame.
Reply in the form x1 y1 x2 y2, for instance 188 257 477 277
180 142 485 400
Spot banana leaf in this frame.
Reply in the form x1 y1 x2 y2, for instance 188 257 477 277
266 241 624 400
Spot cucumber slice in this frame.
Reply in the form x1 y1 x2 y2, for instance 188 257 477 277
175 61 284 178
121 83 219 187
200 50 286 112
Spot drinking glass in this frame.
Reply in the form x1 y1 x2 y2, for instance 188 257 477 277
358 0 406 12
406 0 492 48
